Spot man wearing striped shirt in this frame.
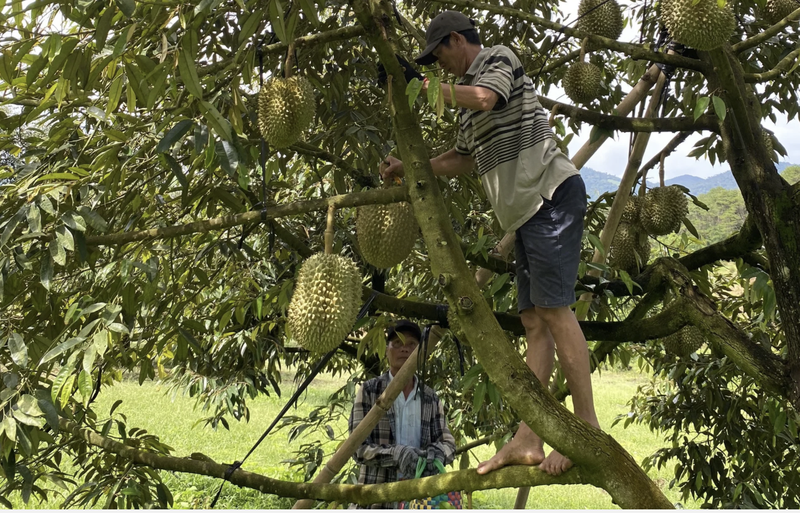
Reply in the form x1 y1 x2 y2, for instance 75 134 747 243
380 11 600 477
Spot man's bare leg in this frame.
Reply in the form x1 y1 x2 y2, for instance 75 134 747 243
476 308 554 474
535 306 600 476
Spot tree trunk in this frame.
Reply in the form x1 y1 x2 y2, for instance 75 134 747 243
707 45 800 408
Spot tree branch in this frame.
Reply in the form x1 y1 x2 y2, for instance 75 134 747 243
539 97 720 133
637 132 693 178
60 418 583 505
432 0 708 72
85 187 408 247
733 7 800 53
743 45 800 83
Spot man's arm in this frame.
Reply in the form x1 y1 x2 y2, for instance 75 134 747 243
424 394 457 467
423 82 498 112
380 150 474 181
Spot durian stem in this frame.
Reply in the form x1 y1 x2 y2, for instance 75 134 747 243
324 205 336 254
659 153 666 188
579 38 589 63
284 43 295 79
548 104 561 128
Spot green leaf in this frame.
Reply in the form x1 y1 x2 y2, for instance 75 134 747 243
683 217 700 239
694 96 710 122
40 337 84 365
198 101 232 141
269 0 287 42
406 78 423 109
156 119 194 153
2 415 16 443
95 5 116 51
619 270 635 295
8 332 28 367
62 211 87 232
194 0 222 14
587 232 606 257
711 95 726 121
298 0 319 26
77 206 109 232
56 226 74 251
26 205 41 233
49 239 66 266
161 153 188 189
473 380 487 411
115 0 135 18
35 394 59 431
178 40 203 100
216 140 239 176
1 210 23 248
26 55 47 87
78 371 93 404
51 364 74 404
59 374 76 408
426 75 440 111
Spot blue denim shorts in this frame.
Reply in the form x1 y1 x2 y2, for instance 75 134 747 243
515 175 587 311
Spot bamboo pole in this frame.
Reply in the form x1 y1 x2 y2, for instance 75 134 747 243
292 327 445 509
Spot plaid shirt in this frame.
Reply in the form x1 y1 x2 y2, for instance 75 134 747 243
348 371 456 509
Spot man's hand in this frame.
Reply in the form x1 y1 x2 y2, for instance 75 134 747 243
380 155 404 182
377 55 424 86
391 445 424 477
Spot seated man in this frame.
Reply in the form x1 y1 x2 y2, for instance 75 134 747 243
348 320 456 509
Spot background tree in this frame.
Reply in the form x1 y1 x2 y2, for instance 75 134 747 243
0 0 798 508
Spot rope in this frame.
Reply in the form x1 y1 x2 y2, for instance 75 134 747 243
209 292 379 507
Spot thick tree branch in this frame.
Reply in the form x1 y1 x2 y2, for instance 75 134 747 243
433 0 707 72
85 187 408 247
743 45 800 82
60 418 583 505
733 7 800 53
540 98 720 133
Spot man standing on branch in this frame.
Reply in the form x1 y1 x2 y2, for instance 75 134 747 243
380 11 600 476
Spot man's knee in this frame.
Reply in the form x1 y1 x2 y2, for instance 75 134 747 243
530 305 571 326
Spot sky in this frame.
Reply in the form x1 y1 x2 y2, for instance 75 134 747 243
549 0 800 179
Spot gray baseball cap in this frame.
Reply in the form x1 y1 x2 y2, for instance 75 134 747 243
414 11 476 65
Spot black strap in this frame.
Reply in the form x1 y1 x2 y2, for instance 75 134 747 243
209 292 379 507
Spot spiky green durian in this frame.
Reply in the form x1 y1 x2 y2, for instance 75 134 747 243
287 253 362 353
660 0 735 51
258 76 315 148
563 61 602 104
766 0 798 24
621 195 642 224
663 325 705 356
356 202 419 268
609 222 651 274
641 186 688 236
577 0 624 41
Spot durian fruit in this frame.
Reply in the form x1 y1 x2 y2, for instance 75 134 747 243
621 195 642 224
577 0 624 41
766 0 798 24
609 222 651 274
662 325 705 356
258 76 315 148
660 0 735 51
563 61 602 104
356 202 419 268
640 186 688 236
287 253 362 353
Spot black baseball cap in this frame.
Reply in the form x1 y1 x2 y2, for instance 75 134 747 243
415 11 476 66
386 320 422 343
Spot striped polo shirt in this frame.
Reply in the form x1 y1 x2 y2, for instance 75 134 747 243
455 45 578 232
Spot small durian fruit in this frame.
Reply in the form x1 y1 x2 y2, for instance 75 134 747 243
660 0 735 51
258 76 316 148
640 186 688 236
577 0 624 42
609 222 651 274
356 202 419 268
663 325 705 356
766 0 798 24
621 195 642 225
287 253 362 353
563 61 602 104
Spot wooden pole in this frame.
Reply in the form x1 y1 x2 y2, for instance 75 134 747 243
292 327 444 509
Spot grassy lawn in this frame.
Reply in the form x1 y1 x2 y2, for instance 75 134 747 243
8 367 697 509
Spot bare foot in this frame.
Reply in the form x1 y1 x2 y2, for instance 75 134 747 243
539 450 572 476
476 428 544 475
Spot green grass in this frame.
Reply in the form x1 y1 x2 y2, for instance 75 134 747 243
8 367 698 509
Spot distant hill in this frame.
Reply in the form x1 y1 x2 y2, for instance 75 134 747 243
580 162 797 198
